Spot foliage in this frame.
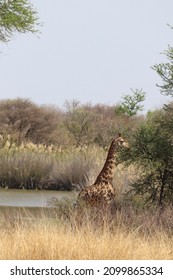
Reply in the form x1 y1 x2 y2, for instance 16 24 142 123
0 97 144 147
0 0 39 43
160 102 173 138
148 102 173 141
115 89 146 117
119 115 173 206
152 28 173 96
63 100 143 147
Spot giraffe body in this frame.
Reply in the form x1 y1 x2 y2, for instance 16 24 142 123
78 181 116 208
76 135 128 209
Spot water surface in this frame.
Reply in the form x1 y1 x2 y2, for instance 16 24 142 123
0 189 77 208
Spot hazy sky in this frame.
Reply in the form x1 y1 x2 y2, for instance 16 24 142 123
0 0 173 112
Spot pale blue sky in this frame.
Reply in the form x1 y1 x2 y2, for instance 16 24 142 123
0 0 173 113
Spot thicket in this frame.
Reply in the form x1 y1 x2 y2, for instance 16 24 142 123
0 97 144 147
118 107 173 206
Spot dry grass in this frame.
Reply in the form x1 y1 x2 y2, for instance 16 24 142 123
0 207 173 260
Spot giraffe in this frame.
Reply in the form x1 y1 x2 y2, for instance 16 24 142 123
76 133 128 211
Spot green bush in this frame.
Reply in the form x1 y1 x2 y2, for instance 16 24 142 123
119 116 173 206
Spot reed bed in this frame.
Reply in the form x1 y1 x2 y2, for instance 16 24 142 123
0 138 133 191
0 140 105 190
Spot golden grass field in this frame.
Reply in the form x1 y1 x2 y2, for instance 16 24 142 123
0 207 173 260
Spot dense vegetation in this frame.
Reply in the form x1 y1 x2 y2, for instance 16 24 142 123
0 0 39 43
0 97 144 147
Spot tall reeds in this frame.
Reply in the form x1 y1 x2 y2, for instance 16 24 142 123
0 138 107 190
0 137 132 191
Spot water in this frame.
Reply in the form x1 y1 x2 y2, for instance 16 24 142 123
0 189 77 208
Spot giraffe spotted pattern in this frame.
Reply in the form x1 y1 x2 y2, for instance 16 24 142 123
76 134 128 209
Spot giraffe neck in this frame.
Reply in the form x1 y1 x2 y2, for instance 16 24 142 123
94 140 118 184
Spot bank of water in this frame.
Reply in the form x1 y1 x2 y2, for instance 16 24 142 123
0 189 78 221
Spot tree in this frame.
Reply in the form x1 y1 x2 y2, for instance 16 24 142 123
0 0 39 43
152 25 173 96
0 98 60 144
63 100 94 147
119 115 173 206
152 45 173 96
115 89 146 117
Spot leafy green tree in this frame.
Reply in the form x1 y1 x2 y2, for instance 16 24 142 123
119 116 173 206
152 25 173 96
152 45 173 96
162 102 173 134
0 0 39 43
147 102 173 142
115 89 146 117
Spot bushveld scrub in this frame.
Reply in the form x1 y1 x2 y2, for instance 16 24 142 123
0 205 173 260
0 98 143 147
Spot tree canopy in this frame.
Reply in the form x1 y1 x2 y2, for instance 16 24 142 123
118 109 173 206
0 0 39 43
152 27 173 96
115 89 146 117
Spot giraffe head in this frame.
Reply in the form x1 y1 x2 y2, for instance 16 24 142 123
114 133 129 149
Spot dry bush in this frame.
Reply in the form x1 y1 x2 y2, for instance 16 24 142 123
0 98 60 145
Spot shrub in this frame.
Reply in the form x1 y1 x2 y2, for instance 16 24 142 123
119 119 173 206
0 98 60 145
